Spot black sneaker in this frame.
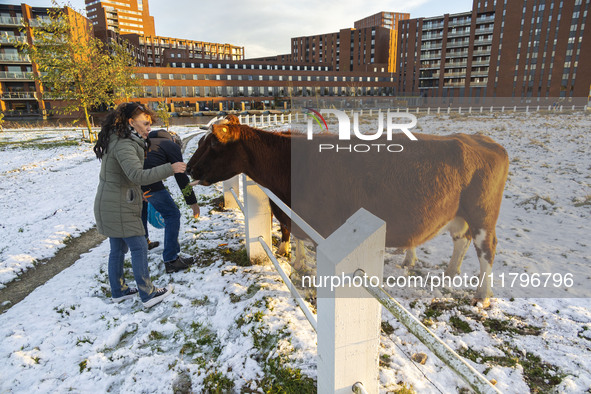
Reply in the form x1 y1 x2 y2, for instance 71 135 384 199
142 285 173 308
112 288 138 303
147 239 160 250
165 256 195 273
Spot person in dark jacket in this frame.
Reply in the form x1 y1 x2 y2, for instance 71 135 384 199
141 129 200 273
93 103 186 308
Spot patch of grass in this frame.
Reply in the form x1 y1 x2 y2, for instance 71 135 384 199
76 337 94 346
149 330 166 341
460 346 564 392
221 247 251 267
381 321 395 336
573 195 591 207
392 383 416 394
202 370 235 393
482 318 542 336
449 316 473 333
79 359 88 373
259 356 316 393
191 295 209 306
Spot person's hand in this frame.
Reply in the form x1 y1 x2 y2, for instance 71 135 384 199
190 203 200 219
171 162 186 173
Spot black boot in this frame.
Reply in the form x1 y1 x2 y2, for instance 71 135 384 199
165 256 195 273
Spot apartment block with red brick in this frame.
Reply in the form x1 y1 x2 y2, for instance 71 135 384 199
397 0 591 103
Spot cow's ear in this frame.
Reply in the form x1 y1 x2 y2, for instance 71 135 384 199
212 124 239 144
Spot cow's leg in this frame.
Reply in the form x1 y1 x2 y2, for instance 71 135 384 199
472 228 495 308
402 248 417 267
444 217 471 277
277 224 291 256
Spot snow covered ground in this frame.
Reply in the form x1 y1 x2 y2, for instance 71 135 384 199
0 112 590 393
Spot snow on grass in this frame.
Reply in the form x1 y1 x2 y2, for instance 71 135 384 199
1 112 590 393
0 129 99 288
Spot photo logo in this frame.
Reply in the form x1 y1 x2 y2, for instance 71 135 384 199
304 109 418 153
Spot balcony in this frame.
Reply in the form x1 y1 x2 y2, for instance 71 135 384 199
422 22 444 31
0 71 34 80
471 59 490 66
446 50 469 58
474 27 494 35
443 81 466 87
419 73 440 79
450 18 472 27
421 62 441 69
472 49 492 56
444 71 467 78
447 30 471 37
27 18 51 27
444 61 468 68
421 43 442 50
421 52 442 60
470 70 490 77
476 15 495 24
0 16 24 26
446 40 470 48
0 53 30 62
0 35 27 45
422 33 443 40
1 91 37 100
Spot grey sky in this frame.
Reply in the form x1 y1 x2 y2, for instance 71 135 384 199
16 0 474 58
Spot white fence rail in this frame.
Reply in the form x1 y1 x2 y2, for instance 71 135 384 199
221 174 499 393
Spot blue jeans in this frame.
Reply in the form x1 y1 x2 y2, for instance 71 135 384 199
141 189 181 262
108 236 155 302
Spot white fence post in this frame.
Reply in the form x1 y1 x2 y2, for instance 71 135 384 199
288 113 292 123
427 107 430 115
238 115 243 124
447 107 451 114
222 175 240 210
437 107 441 114
274 114 277 124
490 106 493 113
317 208 386 394
459 106 462 114
242 175 272 262
501 106 505 112
526 105 529 113
244 114 250 125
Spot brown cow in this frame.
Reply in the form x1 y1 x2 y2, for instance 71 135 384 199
187 123 509 307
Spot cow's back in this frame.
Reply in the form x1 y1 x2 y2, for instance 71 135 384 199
290 132 508 248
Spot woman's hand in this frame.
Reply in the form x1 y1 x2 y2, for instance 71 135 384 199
171 162 187 173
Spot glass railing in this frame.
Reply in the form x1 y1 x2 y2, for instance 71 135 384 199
0 36 27 44
0 53 30 62
1 91 37 99
447 30 471 37
0 71 34 79
0 16 24 26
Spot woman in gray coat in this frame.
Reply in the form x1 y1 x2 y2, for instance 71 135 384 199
93 103 186 308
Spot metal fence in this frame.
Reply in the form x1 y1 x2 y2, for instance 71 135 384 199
220 171 500 393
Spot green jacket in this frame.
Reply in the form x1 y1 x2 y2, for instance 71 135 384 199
94 132 174 238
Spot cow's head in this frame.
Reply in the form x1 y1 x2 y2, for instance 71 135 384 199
187 123 245 186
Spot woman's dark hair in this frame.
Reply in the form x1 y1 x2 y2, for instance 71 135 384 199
93 102 156 159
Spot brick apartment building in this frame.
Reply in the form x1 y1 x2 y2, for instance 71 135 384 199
397 0 591 103
86 0 155 37
0 3 91 116
1 1 399 117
